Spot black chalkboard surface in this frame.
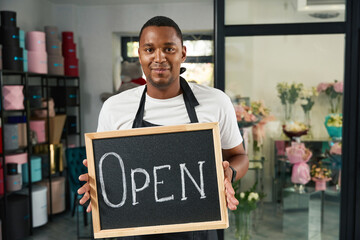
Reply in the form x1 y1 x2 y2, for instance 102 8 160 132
85 122 228 239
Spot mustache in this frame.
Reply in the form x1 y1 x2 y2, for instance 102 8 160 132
150 64 171 69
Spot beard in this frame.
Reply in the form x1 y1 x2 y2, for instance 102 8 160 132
146 63 176 89
146 74 176 89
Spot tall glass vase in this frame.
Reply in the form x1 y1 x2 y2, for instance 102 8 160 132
283 103 293 122
234 211 252 240
304 110 313 139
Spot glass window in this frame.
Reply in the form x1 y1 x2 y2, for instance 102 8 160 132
182 63 214 86
225 34 344 240
184 39 213 56
225 0 345 25
126 41 139 58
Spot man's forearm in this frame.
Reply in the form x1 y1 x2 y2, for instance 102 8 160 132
228 154 249 181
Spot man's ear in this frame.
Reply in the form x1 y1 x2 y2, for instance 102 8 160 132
138 48 142 65
182 45 187 63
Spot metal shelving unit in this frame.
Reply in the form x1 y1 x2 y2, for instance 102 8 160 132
0 70 81 240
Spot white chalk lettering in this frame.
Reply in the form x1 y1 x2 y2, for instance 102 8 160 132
99 152 127 208
153 165 174 203
180 161 206 201
131 168 150 205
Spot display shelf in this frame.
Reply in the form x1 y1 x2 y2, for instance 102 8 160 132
32 141 50 146
0 109 26 113
29 107 47 111
0 70 82 240
3 147 28 155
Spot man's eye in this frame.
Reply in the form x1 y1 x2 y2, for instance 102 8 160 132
165 48 174 52
145 48 153 53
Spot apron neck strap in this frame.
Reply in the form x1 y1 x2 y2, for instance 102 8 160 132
132 78 199 128
180 77 199 123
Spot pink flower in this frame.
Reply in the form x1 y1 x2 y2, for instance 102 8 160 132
334 81 343 93
317 83 331 93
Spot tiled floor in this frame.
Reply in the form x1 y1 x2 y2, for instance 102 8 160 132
24 210 93 240
21 196 340 240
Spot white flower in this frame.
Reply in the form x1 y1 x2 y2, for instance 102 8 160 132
300 99 308 105
248 192 256 201
240 192 245 199
247 192 260 202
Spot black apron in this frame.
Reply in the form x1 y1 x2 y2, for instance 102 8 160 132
121 77 208 240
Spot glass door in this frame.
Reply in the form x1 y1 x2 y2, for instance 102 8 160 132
218 0 346 239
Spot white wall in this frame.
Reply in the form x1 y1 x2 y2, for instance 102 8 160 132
0 0 55 31
51 2 214 135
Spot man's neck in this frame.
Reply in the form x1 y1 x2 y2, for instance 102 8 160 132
146 81 182 99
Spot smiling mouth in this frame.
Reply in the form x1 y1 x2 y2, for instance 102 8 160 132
151 68 169 74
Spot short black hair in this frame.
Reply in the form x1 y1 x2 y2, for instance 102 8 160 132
139 16 183 45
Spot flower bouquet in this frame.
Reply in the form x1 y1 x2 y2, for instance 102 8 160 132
311 161 332 191
286 142 312 190
282 121 308 140
324 114 342 140
234 103 261 129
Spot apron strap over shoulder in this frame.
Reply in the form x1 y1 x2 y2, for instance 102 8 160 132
132 85 147 128
132 77 200 128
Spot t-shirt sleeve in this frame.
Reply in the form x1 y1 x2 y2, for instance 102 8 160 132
96 100 113 132
219 93 243 149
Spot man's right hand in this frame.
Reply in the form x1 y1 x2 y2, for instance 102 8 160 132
78 159 92 212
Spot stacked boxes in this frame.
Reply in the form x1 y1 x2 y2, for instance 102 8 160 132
26 31 47 74
0 11 23 71
19 30 27 72
62 31 78 76
45 26 64 75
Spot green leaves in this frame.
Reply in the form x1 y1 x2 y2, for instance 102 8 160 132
276 82 304 105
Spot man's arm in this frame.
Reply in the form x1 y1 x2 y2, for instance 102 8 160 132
222 143 249 182
221 143 249 210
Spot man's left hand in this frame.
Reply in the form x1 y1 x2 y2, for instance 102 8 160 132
223 161 239 210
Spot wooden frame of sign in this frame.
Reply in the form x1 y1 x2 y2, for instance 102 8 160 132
85 122 228 239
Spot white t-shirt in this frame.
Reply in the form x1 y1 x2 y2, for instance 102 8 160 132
97 83 243 150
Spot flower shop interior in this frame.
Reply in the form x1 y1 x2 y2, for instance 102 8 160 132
1 0 360 240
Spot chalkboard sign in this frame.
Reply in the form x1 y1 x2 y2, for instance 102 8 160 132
85 122 228 239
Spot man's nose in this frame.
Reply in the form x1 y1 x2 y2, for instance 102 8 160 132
154 49 165 63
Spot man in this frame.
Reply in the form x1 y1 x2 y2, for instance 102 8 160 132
78 16 249 240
